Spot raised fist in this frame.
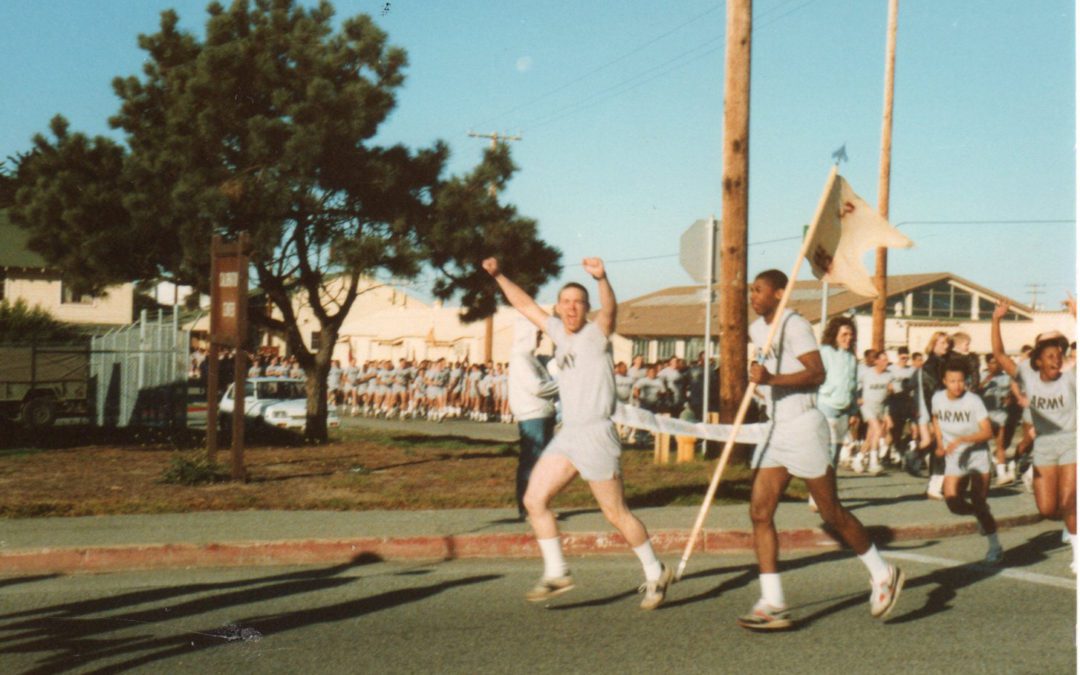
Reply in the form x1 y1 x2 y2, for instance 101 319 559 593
481 257 500 277
582 257 606 280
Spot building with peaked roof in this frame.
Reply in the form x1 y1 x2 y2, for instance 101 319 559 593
613 273 1073 364
0 211 134 326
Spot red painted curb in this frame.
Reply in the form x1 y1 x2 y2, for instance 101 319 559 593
0 513 1042 576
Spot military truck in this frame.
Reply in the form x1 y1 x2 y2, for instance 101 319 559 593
0 345 91 427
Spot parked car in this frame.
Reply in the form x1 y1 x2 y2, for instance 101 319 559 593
218 377 340 432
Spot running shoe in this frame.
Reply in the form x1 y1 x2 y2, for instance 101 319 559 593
994 471 1015 487
870 565 905 618
525 574 575 602
737 599 793 631
638 563 674 610
851 453 866 474
984 545 1004 566
1021 467 1034 493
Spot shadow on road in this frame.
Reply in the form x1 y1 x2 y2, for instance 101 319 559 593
0 553 501 673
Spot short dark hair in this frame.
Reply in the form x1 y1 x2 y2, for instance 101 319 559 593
558 282 590 306
944 357 970 377
897 346 910 356
754 269 788 290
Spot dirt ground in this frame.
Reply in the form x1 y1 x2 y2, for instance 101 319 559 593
0 426 802 518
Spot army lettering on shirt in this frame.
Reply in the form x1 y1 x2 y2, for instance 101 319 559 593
545 316 615 424
1016 360 1077 438
931 390 990 452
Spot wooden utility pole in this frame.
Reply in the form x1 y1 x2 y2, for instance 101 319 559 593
468 131 522 362
718 0 752 424
872 0 899 351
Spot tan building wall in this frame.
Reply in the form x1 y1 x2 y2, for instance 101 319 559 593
4 275 134 325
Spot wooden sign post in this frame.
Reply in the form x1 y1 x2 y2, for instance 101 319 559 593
207 233 250 481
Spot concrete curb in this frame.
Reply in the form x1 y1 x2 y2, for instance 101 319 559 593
0 513 1042 576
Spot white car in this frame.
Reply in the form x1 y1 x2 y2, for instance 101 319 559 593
219 377 340 432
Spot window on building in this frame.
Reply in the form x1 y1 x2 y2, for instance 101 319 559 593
908 281 978 320
977 297 1026 321
655 338 678 362
60 281 96 305
685 337 718 360
310 330 321 351
632 338 649 359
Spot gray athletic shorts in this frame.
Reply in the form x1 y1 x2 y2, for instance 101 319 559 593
944 445 991 476
426 386 445 398
860 402 887 421
752 408 832 479
543 419 622 481
1032 432 1077 467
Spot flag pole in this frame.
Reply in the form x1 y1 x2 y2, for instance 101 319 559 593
675 164 839 581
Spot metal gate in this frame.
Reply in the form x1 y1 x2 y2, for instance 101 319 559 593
91 308 190 428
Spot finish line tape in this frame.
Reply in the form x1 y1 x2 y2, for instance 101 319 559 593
611 403 766 444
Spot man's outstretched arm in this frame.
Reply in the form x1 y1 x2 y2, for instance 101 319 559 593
583 257 616 336
482 257 549 331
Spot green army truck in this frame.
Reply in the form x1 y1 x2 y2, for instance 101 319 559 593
0 345 91 427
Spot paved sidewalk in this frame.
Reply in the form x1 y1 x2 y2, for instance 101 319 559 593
0 470 1043 575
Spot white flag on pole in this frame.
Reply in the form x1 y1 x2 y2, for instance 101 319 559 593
805 172 913 298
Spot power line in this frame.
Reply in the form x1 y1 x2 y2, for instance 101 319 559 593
589 217 1075 267
520 0 823 132
471 3 724 130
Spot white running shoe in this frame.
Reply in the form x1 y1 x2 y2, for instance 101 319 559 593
851 453 866 474
868 454 884 476
638 564 673 610
870 565 905 618
525 574 575 602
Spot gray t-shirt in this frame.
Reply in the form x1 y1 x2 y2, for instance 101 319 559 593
979 372 1011 417
860 368 895 408
658 366 685 402
614 374 635 402
545 316 615 424
931 390 989 452
750 309 819 421
634 377 665 405
1017 360 1076 438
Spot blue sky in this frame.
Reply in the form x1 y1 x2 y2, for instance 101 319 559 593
1 1 1075 309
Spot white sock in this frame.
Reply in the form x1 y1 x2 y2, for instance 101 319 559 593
986 532 1001 551
995 463 1007 478
1071 532 1079 563
633 541 663 582
858 544 892 584
927 474 944 494
759 572 785 608
537 537 568 578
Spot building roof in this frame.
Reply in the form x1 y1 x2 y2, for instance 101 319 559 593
614 273 1035 338
0 210 49 271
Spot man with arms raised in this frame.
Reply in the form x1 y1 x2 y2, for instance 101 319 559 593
740 269 904 630
483 256 672 610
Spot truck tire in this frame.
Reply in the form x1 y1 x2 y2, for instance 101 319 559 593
22 397 57 428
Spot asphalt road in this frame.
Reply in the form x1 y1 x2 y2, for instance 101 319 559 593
1 521 1074 674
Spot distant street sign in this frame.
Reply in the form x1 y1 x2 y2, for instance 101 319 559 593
679 218 720 283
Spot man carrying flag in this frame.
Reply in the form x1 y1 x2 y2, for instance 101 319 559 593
736 169 913 630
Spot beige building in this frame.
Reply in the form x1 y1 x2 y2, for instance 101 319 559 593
613 273 1074 364
0 213 134 326
248 276 539 364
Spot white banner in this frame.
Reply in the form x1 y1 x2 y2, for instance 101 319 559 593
611 403 766 444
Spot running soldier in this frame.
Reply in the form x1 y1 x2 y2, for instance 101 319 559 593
739 270 903 630
483 256 673 610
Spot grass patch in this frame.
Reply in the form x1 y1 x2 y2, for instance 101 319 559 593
160 453 230 486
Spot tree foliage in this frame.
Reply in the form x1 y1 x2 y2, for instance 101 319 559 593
8 0 561 442
0 300 82 345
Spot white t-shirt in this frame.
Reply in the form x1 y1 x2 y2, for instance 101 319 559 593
931 390 989 452
1017 360 1076 438
749 309 819 421
545 316 615 424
